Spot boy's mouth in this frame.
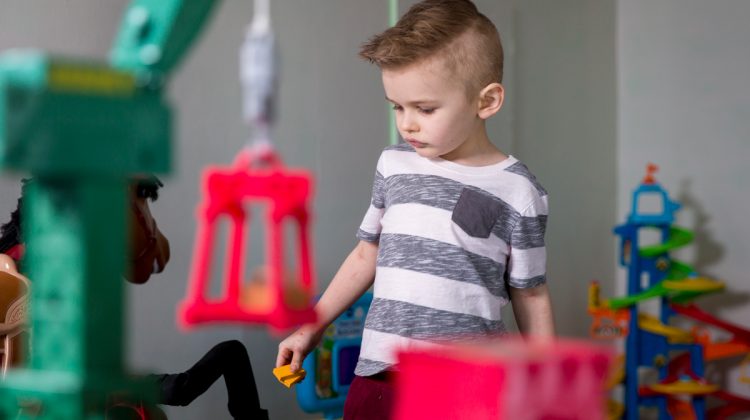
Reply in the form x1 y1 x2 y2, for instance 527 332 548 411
405 138 427 148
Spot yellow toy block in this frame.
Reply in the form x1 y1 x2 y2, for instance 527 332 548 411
273 364 306 388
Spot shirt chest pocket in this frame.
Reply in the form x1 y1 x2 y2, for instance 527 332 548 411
451 188 502 239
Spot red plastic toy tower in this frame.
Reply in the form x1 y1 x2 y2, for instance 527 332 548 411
179 149 317 331
393 338 614 420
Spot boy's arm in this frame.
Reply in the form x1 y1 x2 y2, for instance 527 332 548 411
276 239 378 371
509 284 555 337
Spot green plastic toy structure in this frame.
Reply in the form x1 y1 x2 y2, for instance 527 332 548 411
0 1 218 418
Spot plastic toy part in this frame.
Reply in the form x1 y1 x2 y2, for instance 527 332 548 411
0 45 169 419
273 364 306 388
641 163 659 185
179 149 317 331
588 281 630 339
696 336 750 361
661 277 724 293
638 313 693 344
5 245 24 261
590 310 630 339
707 390 750 419
606 355 625 389
110 0 218 79
626 180 681 225
0 254 29 376
639 227 694 258
393 337 614 420
606 282 669 310
588 280 603 310
647 379 718 395
592 169 747 420
670 303 750 345
106 401 167 420
666 397 697 420
606 400 624 420
741 354 750 384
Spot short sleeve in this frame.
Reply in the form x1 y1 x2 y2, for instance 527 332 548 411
506 194 548 288
356 153 386 243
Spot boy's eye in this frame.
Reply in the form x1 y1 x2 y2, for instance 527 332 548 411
391 104 403 111
418 107 435 114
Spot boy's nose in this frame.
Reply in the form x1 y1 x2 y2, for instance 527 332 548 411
399 113 418 133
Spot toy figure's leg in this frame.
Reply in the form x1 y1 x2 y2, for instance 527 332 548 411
154 340 268 420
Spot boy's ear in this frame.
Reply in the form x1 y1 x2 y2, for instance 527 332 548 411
477 83 504 119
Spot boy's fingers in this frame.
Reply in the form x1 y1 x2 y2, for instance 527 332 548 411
291 351 303 372
276 347 291 368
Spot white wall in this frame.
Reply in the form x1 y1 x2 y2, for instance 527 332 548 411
618 0 750 397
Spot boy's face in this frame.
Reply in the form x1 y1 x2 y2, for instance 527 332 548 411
382 60 483 161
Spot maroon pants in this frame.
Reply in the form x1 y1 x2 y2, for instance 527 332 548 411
343 374 396 420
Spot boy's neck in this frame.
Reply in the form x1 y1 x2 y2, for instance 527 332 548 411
439 126 507 167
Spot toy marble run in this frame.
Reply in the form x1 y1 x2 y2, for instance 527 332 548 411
392 337 614 420
588 164 750 420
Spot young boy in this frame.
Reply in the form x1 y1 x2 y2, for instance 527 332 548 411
276 0 554 417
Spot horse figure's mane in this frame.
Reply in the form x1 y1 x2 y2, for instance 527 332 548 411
135 175 163 202
0 179 30 255
0 176 162 254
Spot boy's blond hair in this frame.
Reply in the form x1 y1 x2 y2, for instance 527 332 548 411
359 0 503 96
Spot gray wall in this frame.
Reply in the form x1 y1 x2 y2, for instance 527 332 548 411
1 0 616 418
512 0 617 337
618 0 750 395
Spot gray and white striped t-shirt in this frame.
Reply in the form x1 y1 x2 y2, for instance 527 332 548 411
354 143 548 376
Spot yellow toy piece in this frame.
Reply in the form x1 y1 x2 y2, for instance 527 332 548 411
741 354 750 384
662 277 724 293
606 355 625 389
273 364 307 388
588 281 604 311
607 400 624 420
638 313 693 344
649 379 718 395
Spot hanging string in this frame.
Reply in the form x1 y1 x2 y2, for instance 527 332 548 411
240 0 277 159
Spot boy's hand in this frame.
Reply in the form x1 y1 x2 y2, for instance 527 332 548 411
276 324 322 372
275 240 378 372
